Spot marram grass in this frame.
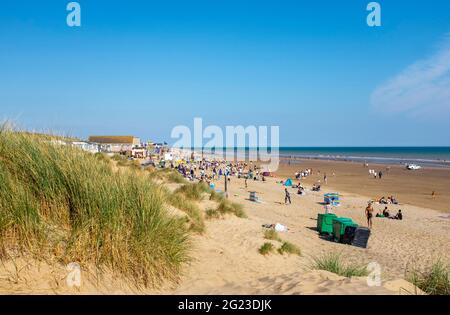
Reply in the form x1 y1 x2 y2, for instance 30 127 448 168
407 260 450 295
312 253 368 278
0 129 190 287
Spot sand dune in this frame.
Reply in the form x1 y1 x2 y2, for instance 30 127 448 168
163 175 447 295
2 173 446 294
172 270 422 295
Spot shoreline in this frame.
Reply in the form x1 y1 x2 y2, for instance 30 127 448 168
177 148 450 213
185 148 450 169
278 155 450 169
273 159 450 214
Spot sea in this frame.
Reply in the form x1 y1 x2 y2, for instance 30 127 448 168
194 147 450 168
277 147 450 168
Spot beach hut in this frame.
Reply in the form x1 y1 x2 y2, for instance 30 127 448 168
284 178 293 187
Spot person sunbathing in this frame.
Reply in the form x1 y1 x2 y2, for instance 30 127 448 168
394 210 403 220
390 195 398 204
382 207 390 217
388 209 403 220
379 196 388 204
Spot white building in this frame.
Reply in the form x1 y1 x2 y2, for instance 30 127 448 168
71 141 99 154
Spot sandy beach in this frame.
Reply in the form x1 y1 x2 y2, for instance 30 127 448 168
275 159 450 213
156 172 448 295
1 157 448 295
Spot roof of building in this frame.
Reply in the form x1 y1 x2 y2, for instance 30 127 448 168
88 136 137 144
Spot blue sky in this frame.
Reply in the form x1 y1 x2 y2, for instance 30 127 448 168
1 0 449 146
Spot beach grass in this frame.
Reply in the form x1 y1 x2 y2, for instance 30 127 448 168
216 200 247 218
263 229 282 242
312 253 368 278
407 260 450 295
94 152 111 164
209 190 225 202
166 171 187 184
167 191 205 233
277 241 301 256
258 242 275 255
174 182 210 201
146 168 186 184
111 153 124 161
0 128 190 287
205 208 221 220
114 156 141 170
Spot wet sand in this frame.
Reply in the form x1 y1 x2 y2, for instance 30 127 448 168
274 159 450 213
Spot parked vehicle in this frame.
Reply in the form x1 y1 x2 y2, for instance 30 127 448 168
406 164 421 170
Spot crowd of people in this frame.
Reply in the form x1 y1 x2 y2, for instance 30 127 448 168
294 168 312 179
172 158 267 186
170 155 404 231
378 195 399 205
366 201 403 229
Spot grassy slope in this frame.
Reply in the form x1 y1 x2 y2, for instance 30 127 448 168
0 129 190 287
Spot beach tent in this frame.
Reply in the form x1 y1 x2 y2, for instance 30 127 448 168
284 178 293 187
324 193 340 206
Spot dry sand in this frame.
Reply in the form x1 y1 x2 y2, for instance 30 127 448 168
2 162 448 294
157 175 447 295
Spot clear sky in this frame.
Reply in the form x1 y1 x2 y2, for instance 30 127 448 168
1 0 449 146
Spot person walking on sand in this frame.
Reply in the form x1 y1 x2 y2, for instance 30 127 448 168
365 202 374 229
284 188 291 205
324 173 327 185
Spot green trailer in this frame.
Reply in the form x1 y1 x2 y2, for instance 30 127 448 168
317 213 337 234
332 218 358 242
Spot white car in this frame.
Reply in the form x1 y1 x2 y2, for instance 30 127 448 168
406 164 422 170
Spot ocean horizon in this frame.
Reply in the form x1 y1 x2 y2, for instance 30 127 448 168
190 147 450 168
